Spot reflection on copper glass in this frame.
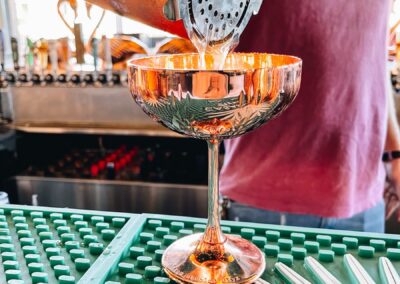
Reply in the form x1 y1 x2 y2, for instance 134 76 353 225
128 53 302 284
193 73 227 99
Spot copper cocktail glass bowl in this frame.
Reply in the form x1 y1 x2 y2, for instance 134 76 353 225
128 53 302 284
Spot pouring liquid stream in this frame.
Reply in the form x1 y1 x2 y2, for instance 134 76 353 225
187 24 239 70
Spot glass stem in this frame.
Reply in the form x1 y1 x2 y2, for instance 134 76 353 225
203 139 225 244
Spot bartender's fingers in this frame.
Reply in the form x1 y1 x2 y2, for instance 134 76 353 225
385 192 400 220
397 205 400 222
389 159 400 196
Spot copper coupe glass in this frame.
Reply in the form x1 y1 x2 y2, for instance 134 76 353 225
128 53 302 284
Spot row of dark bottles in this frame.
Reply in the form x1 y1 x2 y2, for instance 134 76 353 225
23 143 207 185
2 71 127 87
0 30 124 88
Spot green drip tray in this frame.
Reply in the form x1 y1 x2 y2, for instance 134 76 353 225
1 205 399 284
0 205 135 284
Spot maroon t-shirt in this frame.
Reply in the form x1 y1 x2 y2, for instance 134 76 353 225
220 0 390 217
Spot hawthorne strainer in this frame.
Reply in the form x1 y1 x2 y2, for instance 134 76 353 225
164 0 263 46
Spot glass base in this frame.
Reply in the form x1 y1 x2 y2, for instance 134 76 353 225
162 233 265 284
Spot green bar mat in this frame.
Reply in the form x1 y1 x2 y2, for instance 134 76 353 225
0 204 136 284
1 205 399 283
99 214 400 284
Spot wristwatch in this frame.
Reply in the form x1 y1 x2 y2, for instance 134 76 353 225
382 151 400 162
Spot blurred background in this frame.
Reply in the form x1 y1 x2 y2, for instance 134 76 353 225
0 0 206 219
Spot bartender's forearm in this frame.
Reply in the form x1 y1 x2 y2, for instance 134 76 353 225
86 0 188 38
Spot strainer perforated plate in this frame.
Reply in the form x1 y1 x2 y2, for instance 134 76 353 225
178 0 263 46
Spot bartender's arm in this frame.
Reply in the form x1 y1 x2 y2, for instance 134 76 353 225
385 77 400 203
386 0 400 204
